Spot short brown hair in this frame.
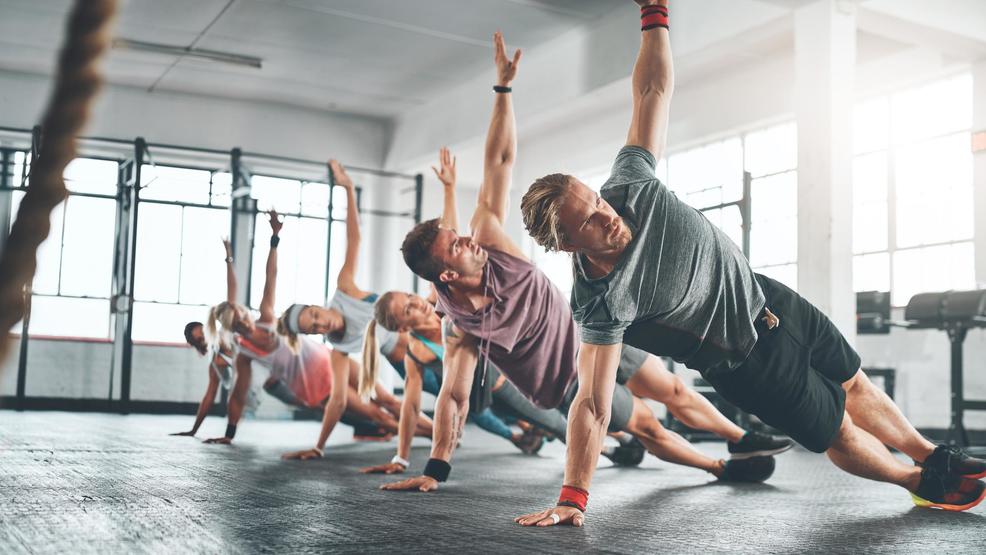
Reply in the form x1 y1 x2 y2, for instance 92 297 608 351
521 173 571 252
401 218 444 282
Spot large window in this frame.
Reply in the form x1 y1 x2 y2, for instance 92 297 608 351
527 124 799 295
666 122 798 290
7 153 117 338
248 175 339 314
852 73 974 305
133 164 231 342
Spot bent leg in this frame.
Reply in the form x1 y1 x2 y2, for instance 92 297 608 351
627 356 745 443
842 370 935 462
826 411 921 491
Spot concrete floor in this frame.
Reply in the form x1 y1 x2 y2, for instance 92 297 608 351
1 411 984 554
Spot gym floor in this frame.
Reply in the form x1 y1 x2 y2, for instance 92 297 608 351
1 411 983 554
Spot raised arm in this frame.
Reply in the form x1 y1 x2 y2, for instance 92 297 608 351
170 361 220 437
258 211 282 323
471 31 521 230
223 238 237 304
515 341 623 527
625 0 673 159
381 320 477 492
330 160 369 298
432 147 458 230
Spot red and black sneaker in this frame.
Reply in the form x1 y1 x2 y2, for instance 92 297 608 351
911 466 986 512
920 445 986 479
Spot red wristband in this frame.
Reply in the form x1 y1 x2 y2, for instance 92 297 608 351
558 485 589 512
641 5 669 31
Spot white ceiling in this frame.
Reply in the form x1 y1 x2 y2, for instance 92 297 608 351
0 0 983 123
0 0 625 118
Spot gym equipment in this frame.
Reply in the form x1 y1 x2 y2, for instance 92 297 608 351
904 290 986 454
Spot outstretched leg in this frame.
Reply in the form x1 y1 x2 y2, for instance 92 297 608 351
842 370 934 462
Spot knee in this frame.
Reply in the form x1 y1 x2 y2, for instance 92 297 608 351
826 412 855 452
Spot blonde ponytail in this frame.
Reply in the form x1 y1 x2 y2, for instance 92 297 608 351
359 320 379 402
206 301 239 352
276 312 301 354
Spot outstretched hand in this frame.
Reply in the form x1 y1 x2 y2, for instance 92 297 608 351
380 475 438 492
222 237 232 258
203 436 232 445
431 146 456 189
329 159 354 190
267 210 283 235
493 31 521 87
515 505 585 527
360 462 407 475
281 448 323 461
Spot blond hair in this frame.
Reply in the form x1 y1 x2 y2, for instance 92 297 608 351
276 310 302 354
521 173 571 252
206 301 239 352
359 291 402 401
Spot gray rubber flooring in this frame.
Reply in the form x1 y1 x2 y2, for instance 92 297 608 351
1 411 984 554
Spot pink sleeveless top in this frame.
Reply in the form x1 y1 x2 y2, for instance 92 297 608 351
435 248 578 409
237 323 334 408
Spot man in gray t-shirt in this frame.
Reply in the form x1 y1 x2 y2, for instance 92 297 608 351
521 0 984 521
571 144 764 377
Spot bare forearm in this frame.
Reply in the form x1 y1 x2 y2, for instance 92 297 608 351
316 399 346 450
430 390 467 461
441 185 458 230
191 387 217 433
262 245 277 305
344 186 360 253
633 14 673 100
484 93 516 169
225 260 237 304
563 395 610 489
397 396 419 460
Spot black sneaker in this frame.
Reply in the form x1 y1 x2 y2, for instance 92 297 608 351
718 456 776 483
912 466 986 511
728 431 794 460
920 445 986 479
512 429 545 455
602 437 645 467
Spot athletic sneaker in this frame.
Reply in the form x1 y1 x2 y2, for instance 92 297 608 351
920 445 986 479
727 431 794 460
512 429 545 455
911 466 986 512
718 456 776 483
602 438 646 467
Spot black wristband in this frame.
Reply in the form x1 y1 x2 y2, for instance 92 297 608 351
423 458 451 482
493 85 512 93
225 423 237 439
270 235 280 248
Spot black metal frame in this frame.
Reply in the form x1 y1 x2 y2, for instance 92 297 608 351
0 126 423 415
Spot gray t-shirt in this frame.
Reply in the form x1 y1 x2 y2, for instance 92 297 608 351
327 290 377 354
570 146 765 376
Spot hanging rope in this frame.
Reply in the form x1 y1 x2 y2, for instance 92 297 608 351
0 0 118 363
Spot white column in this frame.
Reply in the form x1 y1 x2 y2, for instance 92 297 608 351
972 62 986 287
795 0 857 343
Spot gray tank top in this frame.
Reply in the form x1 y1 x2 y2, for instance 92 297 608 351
435 248 578 409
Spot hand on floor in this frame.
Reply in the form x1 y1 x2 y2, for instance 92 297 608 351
281 448 323 460
360 462 406 475
169 431 195 437
203 437 232 445
380 475 438 492
515 506 584 528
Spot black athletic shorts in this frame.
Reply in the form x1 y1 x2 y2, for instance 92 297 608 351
705 274 861 453
558 345 645 433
